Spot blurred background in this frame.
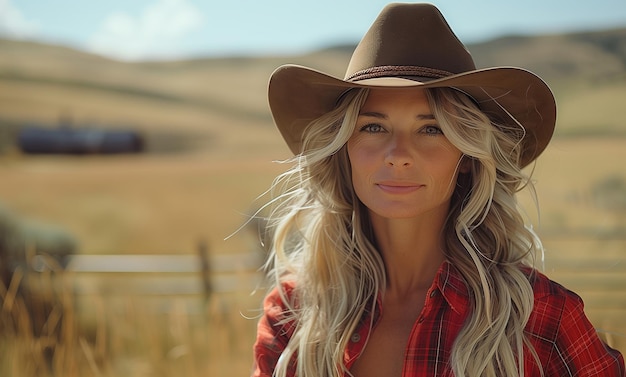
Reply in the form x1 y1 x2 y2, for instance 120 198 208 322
1 0 625 376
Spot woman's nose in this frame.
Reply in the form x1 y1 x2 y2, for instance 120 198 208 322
384 136 413 167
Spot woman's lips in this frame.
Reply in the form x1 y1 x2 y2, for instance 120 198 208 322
376 182 423 194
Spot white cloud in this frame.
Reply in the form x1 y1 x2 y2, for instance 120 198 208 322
0 0 39 38
88 0 204 61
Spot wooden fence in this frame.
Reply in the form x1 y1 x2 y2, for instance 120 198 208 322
21 245 267 319
62 252 264 297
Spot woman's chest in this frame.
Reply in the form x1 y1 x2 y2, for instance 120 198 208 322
346 290 462 377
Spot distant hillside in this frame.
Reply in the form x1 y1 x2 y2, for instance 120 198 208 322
0 26 625 154
469 28 626 87
3 26 624 95
321 27 626 87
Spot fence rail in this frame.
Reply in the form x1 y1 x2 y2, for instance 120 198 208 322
17 250 269 317
25 250 266 300
64 253 264 274
80 253 260 295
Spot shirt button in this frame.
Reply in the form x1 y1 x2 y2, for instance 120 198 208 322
351 333 361 343
430 290 438 298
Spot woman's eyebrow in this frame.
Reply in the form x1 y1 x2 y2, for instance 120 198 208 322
358 111 387 119
357 112 435 120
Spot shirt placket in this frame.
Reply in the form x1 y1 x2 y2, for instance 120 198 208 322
401 285 442 376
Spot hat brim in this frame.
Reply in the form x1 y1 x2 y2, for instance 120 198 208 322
268 64 556 167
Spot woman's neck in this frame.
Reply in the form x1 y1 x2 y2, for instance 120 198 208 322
370 212 447 296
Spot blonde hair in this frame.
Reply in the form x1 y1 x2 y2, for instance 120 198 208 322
262 87 542 377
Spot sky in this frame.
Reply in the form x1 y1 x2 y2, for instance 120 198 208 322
1 0 626 61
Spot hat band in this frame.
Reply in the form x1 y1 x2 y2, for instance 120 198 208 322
347 65 454 82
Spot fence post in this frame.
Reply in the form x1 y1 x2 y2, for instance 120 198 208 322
197 239 212 303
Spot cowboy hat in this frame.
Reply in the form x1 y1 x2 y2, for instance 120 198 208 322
268 3 556 167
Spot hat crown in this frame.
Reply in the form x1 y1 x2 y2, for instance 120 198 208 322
345 3 476 81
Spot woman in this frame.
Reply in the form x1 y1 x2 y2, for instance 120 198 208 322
252 3 625 376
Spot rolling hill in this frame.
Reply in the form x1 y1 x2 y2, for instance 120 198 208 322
1 27 625 155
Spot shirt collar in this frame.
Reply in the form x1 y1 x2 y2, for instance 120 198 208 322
435 260 470 315
370 260 471 318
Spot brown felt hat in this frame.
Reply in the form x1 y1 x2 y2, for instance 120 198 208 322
268 3 556 167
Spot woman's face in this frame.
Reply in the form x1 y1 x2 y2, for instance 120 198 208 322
347 87 464 220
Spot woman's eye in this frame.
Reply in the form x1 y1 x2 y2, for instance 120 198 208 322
422 125 443 135
360 124 385 133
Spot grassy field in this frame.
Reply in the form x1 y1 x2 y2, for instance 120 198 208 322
1 268 263 376
1 35 626 375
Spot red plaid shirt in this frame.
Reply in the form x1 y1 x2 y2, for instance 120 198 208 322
253 262 625 376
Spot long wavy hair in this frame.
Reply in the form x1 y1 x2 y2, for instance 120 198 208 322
261 86 543 377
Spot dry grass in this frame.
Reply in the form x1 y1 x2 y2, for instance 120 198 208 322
1 265 263 377
0 148 288 254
